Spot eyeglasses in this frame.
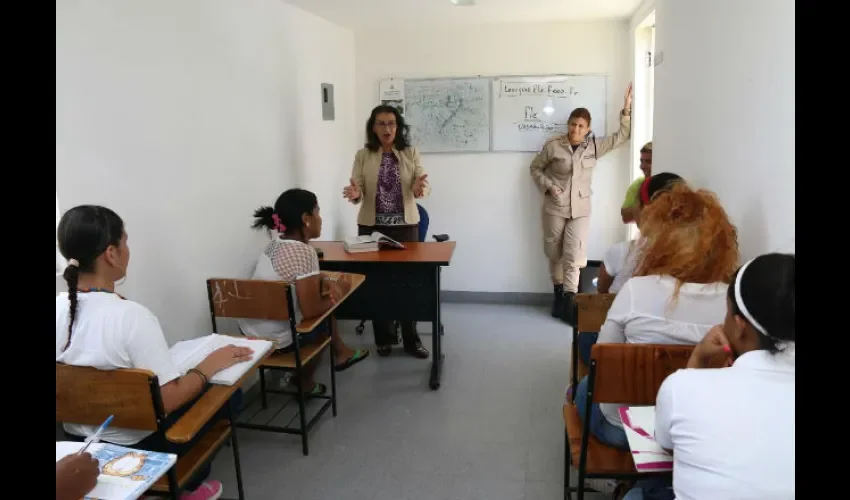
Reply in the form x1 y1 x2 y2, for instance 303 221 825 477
375 121 397 129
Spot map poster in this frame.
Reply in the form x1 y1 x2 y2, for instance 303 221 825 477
379 79 405 115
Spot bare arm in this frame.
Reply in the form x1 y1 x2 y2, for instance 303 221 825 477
596 263 614 294
295 274 335 319
620 207 637 224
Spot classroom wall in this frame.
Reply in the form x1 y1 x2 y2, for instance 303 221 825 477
353 21 632 294
652 0 795 259
56 0 356 344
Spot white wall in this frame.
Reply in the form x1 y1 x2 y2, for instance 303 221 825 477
56 0 355 344
652 0 795 259
353 21 632 293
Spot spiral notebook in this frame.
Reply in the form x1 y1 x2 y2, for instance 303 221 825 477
618 406 673 472
56 441 177 500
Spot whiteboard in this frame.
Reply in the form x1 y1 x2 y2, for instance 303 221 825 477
403 78 491 153
491 75 608 152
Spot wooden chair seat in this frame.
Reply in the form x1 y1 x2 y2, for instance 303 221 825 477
563 403 635 475
150 421 232 492
259 337 332 369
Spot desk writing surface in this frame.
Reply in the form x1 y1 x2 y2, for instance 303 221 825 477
166 346 272 444
311 241 455 265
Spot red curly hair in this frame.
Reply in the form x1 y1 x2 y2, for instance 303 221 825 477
634 183 739 295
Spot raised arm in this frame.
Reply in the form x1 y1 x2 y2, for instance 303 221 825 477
345 150 366 205
529 143 555 194
411 147 431 199
596 83 633 159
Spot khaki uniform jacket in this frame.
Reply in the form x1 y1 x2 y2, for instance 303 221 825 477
530 111 632 218
351 146 431 226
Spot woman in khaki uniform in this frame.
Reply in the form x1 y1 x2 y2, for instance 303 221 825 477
530 83 633 322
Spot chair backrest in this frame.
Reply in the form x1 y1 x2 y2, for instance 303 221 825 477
206 278 293 321
589 343 695 405
416 204 429 242
56 364 161 432
575 293 616 332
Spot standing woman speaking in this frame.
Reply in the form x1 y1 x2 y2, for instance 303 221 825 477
342 104 431 359
530 84 633 322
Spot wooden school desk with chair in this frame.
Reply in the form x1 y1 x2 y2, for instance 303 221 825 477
311 241 456 390
205 272 365 456
55 347 272 500
570 293 616 402
563 343 689 500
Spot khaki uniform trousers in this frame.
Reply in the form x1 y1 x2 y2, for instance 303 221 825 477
542 213 590 293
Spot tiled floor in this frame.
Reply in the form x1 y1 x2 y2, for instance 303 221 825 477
210 303 610 500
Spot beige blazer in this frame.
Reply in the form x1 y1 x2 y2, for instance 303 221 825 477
530 111 632 218
350 146 431 226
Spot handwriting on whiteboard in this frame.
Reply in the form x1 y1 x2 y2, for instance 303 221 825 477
499 81 579 98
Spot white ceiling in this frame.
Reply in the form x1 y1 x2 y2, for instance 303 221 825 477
283 0 643 30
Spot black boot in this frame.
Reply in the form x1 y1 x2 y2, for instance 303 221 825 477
560 291 577 325
551 284 565 318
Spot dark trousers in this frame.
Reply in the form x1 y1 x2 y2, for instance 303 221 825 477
578 331 599 366
67 387 243 492
358 223 421 348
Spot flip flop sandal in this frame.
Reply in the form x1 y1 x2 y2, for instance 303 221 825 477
334 349 370 372
284 380 327 397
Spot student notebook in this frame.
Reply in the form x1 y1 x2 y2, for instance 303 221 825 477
56 441 177 500
170 334 273 386
618 406 673 472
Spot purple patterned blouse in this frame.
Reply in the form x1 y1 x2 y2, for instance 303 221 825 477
374 152 405 225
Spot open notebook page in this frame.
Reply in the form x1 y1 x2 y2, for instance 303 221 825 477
618 406 673 472
56 441 176 500
170 334 273 385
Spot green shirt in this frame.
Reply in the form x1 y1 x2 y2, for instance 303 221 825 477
622 176 645 209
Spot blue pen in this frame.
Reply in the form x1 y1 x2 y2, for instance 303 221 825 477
78 415 113 455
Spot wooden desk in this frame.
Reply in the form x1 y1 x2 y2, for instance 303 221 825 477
311 241 456 390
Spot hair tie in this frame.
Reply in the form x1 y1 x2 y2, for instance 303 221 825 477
271 213 286 233
67 259 79 268
734 259 768 336
639 177 651 205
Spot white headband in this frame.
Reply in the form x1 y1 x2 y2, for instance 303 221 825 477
734 259 768 336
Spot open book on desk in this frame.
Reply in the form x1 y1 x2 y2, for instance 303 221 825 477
343 231 405 253
170 334 273 386
618 406 673 472
56 441 177 500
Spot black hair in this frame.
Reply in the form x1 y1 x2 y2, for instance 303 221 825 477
252 188 318 237
56 205 125 351
726 253 795 354
365 105 410 152
640 172 685 208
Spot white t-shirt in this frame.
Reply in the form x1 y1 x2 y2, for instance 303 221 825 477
596 275 728 428
655 349 795 500
56 292 182 445
602 240 638 294
238 238 320 348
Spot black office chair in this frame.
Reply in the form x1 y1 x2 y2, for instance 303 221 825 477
355 204 448 338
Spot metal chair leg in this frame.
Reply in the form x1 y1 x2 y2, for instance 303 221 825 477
296 375 309 456
259 368 268 409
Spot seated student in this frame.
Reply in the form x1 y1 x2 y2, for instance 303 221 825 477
243 188 369 394
573 183 739 451
56 452 99 500
623 253 795 500
620 141 653 224
56 205 253 500
581 173 685 365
